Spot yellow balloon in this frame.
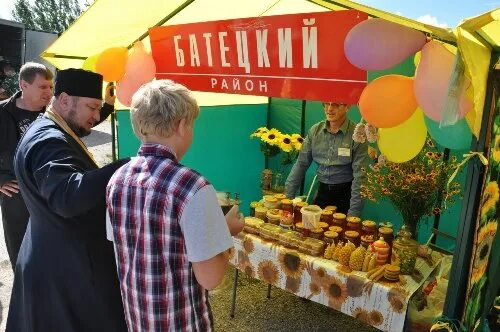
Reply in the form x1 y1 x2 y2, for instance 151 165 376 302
82 54 99 72
378 109 427 163
414 51 421 67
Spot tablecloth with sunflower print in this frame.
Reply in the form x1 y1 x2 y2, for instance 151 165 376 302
229 233 443 332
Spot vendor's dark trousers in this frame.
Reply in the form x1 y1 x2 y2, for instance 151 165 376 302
0 192 29 270
314 181 352 214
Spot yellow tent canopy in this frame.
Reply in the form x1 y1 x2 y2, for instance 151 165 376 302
41 0 499 133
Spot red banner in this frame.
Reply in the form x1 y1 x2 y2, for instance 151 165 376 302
150 11 367 103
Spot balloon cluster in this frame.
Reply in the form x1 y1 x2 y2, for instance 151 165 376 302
344 19 473 162
81 41 156 107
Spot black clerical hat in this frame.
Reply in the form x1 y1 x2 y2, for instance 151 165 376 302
54 68 103 100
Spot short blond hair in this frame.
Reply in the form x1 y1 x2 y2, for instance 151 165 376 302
130 80 199 140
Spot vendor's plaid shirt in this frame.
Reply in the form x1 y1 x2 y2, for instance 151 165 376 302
106 143 213 332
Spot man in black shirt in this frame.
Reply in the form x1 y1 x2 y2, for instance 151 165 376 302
0 62 54 270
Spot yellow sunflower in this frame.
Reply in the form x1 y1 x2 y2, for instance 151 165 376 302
322 274 348 310
480 181 500 217
250 127 269 138
291 133 304 150
279 134 294 152
492 136 500 163
278 249 304 279
237 250 250 269
471 221 498 284
261 129 281 146
257 260 279 285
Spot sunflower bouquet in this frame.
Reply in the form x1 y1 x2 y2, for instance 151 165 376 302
360 138 462 237
250 127 304 165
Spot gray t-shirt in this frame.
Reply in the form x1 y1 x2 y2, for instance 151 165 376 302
107 184 233 262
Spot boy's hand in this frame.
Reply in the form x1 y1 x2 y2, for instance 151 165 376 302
225 205 244 236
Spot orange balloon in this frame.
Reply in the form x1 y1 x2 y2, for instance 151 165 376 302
359 75 418 128
95 47 128 82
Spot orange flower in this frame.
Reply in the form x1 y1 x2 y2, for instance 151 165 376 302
257 260 279 285
387 287 406 313
322 275 348 310
353 307 370 324
278 249 304 279
346 274 366 298
369 310 384 326
243 237 254 254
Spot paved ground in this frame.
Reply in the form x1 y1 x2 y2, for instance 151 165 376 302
0 119 377 331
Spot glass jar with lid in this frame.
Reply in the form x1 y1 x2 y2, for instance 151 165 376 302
346 216 361 233
293 201 308 224
391 225 418 275
344 230 360 246
332 213 347 228
320 209 333 226
281 199 294 213
361 220 377 237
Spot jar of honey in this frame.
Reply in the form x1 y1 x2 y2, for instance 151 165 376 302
254 206 268 221
249 201 261 217
309 227 324 240
378 227 394 247
344 230 360 247
360 234 375 249
346 216 361 233
293 201 308 224
320 209 333 226
323 231 339 245
295 222 309 238
332 213 347 228
281 199 294 213
361 220 377 237
324 205 337 213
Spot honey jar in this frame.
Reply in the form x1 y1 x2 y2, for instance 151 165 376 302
294 222 309 238
360 234 375 248
309 227 324 240
318 222 329 230
264 196 279 209
250 201 261 217
293 201 308 224
254 206 268 221
320 209 333 226
266 209 281 225
281 199 294 213
332 213 347 228
344 230 360 246
323 231 339 245
361 220 377 237
346 216 361 233
324 205 337 213
378 227 394 247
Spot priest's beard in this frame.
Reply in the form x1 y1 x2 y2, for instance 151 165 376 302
67 98 92 137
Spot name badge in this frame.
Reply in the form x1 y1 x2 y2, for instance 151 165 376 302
338 148 351 157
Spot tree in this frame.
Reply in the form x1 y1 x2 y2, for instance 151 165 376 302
11 0 89 34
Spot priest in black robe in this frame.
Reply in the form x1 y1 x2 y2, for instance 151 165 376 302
7 68 128 331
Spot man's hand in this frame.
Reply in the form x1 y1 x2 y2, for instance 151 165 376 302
0 180 19 197
225 205 244 236
104 82 116 106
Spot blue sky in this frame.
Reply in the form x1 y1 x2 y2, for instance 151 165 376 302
355 0 499 27
0 0 498 28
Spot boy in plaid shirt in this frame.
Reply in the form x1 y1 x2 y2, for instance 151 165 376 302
106 80 244 331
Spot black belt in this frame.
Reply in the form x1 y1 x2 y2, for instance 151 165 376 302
318 181 352 191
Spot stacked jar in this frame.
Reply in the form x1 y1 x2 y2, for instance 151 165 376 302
281 199 294 214
331 213 346 241
360 220 377 248
320 209 334 226
346 216 362 233
254 206 268 221
293 201 308 224
378 226 395 261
